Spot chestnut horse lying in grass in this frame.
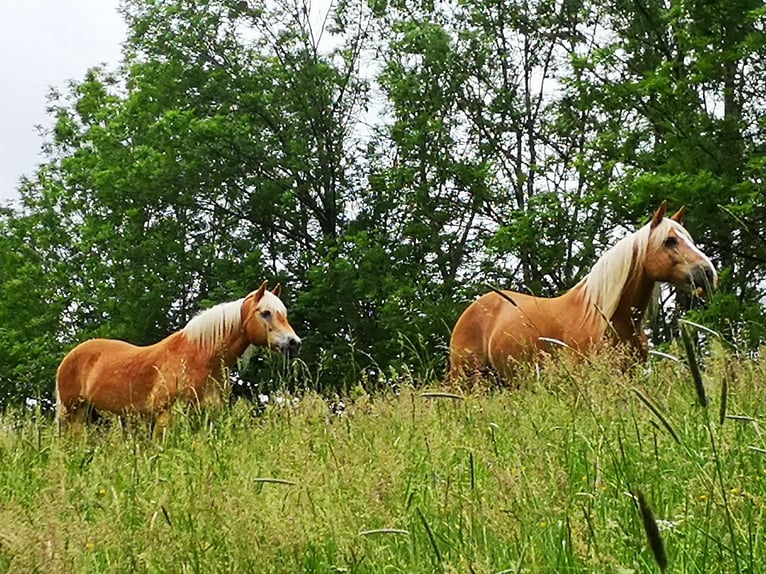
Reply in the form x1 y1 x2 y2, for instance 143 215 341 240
56 281 300 433
449 202 717 382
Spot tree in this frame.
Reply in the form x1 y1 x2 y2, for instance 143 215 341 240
0 208 65 408
3 0 766 409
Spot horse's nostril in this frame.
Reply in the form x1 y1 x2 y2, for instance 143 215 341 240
690 265 717 296
289 337 301 350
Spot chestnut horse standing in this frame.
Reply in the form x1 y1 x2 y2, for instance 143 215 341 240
449 202 717 381
56 281 301 432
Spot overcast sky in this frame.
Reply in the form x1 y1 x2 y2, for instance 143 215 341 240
0 0 126 204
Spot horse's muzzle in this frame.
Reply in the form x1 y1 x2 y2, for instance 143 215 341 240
690 265 717 298
281 336 302 357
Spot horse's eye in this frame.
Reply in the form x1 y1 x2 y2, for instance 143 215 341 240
664 236 678 248
260 310 272 320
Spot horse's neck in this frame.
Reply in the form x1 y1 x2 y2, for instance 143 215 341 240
219 329 251 368
610 270 656 345
177 327 250 370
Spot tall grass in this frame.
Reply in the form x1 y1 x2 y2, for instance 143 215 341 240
1 342 766 572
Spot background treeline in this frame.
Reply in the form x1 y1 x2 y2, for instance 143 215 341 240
1 0 765 408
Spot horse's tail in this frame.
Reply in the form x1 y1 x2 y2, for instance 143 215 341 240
54 371 64 430
54 357 72 431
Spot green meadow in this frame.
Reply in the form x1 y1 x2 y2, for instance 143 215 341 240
1 342 765 573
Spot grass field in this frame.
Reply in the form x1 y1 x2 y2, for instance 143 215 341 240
1 340 765 573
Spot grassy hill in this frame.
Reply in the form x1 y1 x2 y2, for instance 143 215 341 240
0 342 764 573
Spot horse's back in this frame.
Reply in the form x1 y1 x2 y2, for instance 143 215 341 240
56 338 154 413
58 338 139 377
450 290 530 377
450 289 573 379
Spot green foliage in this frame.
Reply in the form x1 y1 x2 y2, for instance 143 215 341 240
0 212 65 407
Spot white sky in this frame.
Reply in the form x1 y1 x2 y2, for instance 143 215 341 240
0 0 126 204
0 0 339 208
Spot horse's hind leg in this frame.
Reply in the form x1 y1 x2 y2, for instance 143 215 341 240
56 399 89 435
448 347 486 386
150 406 172 441
55 356 91 434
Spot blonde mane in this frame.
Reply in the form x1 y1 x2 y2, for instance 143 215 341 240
578 218 686 325
183 298 244 348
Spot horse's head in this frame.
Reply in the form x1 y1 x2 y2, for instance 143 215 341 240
644 201 718 298
241 281 302 356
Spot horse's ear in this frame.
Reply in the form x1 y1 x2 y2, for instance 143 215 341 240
670 205 686 223
271 283 282 297
651 200 668 228
252 280 268 301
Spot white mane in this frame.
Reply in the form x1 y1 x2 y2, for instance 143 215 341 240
578 218 688 323
183 298 244 348
181 291 287 348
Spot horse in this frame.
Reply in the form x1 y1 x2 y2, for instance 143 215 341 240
449 201 717 382
55 281 301 433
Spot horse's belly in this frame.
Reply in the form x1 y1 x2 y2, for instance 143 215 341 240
84 370 162 414
81 350 181 414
